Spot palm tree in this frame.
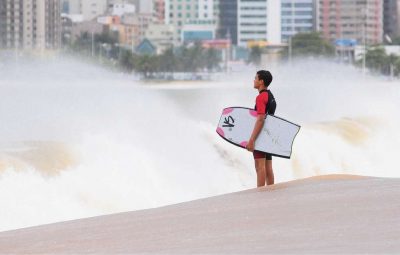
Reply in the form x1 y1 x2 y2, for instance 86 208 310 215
119 49 135 72
134 54 159 79
159 48 176 74
204 48 221 72
247 46 262 66
365 47 388 74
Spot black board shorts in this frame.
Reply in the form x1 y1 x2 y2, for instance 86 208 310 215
253 150 272 160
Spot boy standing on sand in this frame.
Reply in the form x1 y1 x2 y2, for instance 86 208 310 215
246 70 276 187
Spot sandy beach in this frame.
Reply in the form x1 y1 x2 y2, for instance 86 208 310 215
0 174 399 254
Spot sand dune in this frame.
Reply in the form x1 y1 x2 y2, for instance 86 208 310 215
0 175 399 254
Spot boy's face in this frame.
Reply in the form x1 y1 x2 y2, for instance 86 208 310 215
253 74 264 89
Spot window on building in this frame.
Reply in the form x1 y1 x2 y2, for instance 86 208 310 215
295 11 312 15
295 3 312 8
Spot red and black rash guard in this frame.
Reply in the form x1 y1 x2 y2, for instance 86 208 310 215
254 90 269 115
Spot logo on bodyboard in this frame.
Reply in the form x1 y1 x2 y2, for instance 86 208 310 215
223 116 235 128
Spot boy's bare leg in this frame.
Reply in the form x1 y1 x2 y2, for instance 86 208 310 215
255 158 266 187
265 159 274 185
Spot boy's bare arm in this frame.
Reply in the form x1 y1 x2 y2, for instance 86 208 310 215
246 115 265 151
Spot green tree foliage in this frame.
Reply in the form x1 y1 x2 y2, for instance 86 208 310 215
134 54 159 78
158 48 176 73
119 43 222 78
247 46 262 66
175 42 205 72
94 31 118 45
205 48 221 72
119 49 135 72
72 32 92 53
358 47 400 76
68 33 223 78
394 57 400 76
365 47 387 74
391 36 400 45
290 32 335 57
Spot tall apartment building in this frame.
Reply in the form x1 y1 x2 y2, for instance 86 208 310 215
130 0 153 13
62 0 107 20
384 0 400 39
218 0 314 46
82 0 107 20
154 0 165 23
281 0 315 42
237 0 281 47
317 0 383 45
0 0 23 48
217 0 238 45
62 0 78 14
0 0 61 50
165 0 219 45
0 1 6 47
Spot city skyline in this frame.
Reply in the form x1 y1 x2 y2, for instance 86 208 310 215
1 0 400 51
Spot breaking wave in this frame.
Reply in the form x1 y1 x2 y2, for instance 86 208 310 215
0 56 399 231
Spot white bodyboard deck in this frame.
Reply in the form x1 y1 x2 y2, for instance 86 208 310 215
216 107 300 159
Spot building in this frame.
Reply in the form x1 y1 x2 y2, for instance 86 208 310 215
154 0 165 23
182 22 216 43
165 0 219 45
218 0 314 46
0 0 23 49
62 0 79 14
217 0 238 45
136 38 157 55
317 0 383 45
61 0 69 13
122 13 154 47
62 0 107 21
81 0 108 20
384 0 400 39
130 0 153 14
281 0 315 43
237 0 281 47
111 3 136 16
0 0 61 50
145 23 174 53
97 15 138 50
0 1 6 47
68 19 103 42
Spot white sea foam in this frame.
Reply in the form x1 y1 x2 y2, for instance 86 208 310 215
0 56 398 231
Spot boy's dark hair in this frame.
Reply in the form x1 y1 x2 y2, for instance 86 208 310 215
257 70 273 87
